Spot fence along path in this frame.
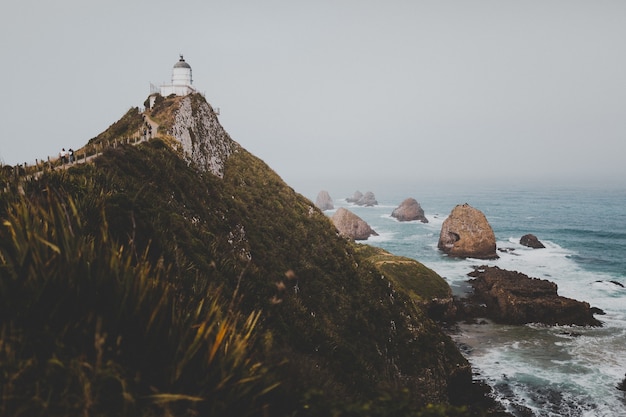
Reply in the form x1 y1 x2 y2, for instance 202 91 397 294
15 112 160 179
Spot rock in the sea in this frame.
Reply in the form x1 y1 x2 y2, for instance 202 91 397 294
315 190 334 211
357 191 378 206
346 190 363 203
437 204 498 259
346 190 378 206
331 207 378 240
391 198 428 223
520 233 545 249
465 266 602 326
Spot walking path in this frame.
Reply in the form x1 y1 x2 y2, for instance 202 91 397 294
26 112 160 176
1 111 160 193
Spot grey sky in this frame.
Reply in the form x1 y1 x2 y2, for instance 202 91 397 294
1 1 625 195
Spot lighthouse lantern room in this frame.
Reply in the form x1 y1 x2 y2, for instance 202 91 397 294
158 55 196 97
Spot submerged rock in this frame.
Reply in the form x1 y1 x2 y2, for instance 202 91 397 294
520 233 545 249
464 266 602 326
315 190 334 211
391 198 428 223
437 204 498 259
331 207 378 240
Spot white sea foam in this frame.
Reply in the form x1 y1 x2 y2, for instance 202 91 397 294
367 230 394 243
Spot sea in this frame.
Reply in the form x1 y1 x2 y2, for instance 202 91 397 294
314 183 626 417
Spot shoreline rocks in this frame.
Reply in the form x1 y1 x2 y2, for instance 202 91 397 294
438 204 498 260
391 198 428 223
458 266 602 327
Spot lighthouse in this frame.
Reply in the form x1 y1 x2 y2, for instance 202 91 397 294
158 55 196 97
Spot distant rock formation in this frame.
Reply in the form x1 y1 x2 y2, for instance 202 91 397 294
315 190 334 211
346 191 363 203
520 233 545 249
437 204 498 259
358 191 378 206
346 190 378 206
462 266 602 326
331 207 378 240
391 198 428 223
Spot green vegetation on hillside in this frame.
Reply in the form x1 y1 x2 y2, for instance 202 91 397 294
0 187 276 417
88 107 144 147
354 245 451 302
0 95 500 416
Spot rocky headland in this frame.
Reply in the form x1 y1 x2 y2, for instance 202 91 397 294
437 204 498 259
391 198 428 223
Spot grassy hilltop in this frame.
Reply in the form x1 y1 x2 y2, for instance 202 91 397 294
0 94 500 417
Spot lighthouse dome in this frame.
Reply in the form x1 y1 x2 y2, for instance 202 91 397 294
174 56 191 69
172 55 192 86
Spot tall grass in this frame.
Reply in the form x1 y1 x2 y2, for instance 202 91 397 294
0 190 276 417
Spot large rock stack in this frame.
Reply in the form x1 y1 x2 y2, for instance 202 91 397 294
331 207 378 240
315 190 334 211
437 204 498 259
391 198 428 223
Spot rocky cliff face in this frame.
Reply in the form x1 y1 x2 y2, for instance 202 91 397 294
169 94 237 178
438 204 498 259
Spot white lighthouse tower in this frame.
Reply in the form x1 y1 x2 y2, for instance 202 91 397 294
159 55 196 97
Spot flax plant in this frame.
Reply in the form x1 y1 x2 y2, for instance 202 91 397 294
0 190 276 417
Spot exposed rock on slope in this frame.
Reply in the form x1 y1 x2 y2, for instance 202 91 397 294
438 204 498 259
331 207 378 240
464 266 602 326
391 198 428 223
315 190 334 211
520 233 545 248
168 94 237 177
